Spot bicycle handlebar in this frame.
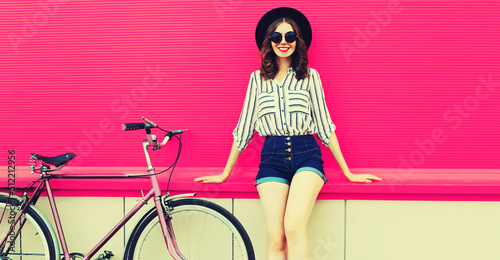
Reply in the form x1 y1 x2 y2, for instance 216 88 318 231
122 123 147 131
122 117 187 148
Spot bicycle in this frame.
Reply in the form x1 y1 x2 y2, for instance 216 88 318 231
0 117 255 260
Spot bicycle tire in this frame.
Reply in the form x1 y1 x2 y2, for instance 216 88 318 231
0 196 57 260
124 198 255 260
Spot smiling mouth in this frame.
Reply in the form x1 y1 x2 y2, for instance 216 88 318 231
278 47 289 52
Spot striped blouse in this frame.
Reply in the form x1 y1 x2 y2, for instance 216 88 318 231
233 67 336 152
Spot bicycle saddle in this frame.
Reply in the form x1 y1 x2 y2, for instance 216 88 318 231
32 153 76 167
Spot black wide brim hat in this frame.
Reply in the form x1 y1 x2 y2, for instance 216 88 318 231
255 7 312 50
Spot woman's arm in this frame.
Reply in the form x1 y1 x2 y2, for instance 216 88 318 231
328 132 382 183
194 140 241 183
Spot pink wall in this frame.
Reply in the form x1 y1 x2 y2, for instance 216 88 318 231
1 0 499 177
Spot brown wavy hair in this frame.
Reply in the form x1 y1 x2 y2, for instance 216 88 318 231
260 17 309 80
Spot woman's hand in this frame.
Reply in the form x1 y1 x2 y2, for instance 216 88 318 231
345 173 382 183
194 174 228 184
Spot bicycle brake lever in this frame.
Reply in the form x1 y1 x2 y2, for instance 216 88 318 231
142 116 157 128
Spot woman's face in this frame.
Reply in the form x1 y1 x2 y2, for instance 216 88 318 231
271 22 296 59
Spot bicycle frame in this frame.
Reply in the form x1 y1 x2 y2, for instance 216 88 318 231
0 125 192 260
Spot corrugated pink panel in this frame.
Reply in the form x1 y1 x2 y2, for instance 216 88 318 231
1 0 499 176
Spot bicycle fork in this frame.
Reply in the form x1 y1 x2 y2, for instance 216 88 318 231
151 174 187 260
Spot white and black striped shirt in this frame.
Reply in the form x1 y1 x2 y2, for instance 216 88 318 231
233 68 336 151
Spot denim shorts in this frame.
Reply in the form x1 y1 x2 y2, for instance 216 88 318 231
255 135 328 186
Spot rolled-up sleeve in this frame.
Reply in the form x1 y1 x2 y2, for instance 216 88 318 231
309 69 336 146
233 72 259 152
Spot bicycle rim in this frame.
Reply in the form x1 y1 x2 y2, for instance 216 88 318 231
0 197 56 260
128 199 253 260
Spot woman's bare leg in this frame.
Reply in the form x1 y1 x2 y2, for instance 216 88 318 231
284 171 324 260
257 182 290 260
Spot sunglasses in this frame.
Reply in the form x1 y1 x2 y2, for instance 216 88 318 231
270 31 298 44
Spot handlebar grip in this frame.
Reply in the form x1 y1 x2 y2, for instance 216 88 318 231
122 123 146 131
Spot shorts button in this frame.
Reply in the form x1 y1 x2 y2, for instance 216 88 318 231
287 157 292 161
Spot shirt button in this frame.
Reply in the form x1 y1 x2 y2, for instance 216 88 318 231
287 157 292 161
286 142 291 146
286 137 290 140
286 148 291 152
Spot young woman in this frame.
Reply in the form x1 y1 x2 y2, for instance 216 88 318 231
195 7 382 260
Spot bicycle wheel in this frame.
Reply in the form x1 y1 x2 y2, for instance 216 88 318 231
125 198 254 260
0 196 57 260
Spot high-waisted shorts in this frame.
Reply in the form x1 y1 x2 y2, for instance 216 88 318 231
255 135 328 186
